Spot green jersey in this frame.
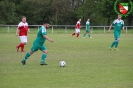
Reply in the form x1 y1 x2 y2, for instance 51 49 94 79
86 21 90 30
112 19 124 39
112 19 124 31
33 26 47 45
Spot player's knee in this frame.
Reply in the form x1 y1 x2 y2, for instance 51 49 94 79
117 38 120 41
22 42 26 45
43 50 48 54
30 51 34 55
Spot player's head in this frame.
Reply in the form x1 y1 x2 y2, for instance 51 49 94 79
78 18 81 22
118 15 122 20
43 21 50 29
87 19 90 21
22 16 26 23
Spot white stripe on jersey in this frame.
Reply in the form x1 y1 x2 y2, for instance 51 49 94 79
18 22 28 28
113 19 124 24
86 21 90 24
42 26 46 33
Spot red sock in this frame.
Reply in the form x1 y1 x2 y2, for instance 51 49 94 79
76 34 79 37
72 33 75 36
17 43 22 48
21 43 25 51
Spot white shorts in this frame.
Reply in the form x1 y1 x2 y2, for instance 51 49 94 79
75 29 80 33
20 36 27 43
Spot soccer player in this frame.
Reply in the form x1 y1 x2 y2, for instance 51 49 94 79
108 15 124 50
71 18 81 38
15 16 30 53
21 21 54 65
82 19 92 38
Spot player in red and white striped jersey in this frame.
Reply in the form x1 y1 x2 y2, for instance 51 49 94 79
15 16 30 53
71 18 81 38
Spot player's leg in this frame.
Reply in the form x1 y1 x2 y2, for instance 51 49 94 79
109 32 117 49
114 38 120 50
21 51 34 65
71 29 76 36
83 30 87 38
88 33 92 38
16 36 23 52
87 29 92 38
21 44 38 65
83 33 86 38
114 32 120 50
109 40 116 50
21 36 27 52
40 45 48 65
72 33 76 36
76 29 80 38
17 36 27 52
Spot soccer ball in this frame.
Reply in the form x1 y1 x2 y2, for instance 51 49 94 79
59 61 66 67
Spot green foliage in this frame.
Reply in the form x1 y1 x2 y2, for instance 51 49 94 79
0 0 132 25
0 0 16 24
77 0 108 25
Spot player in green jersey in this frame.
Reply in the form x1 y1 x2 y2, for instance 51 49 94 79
21 21 54 65
82 19 92 38
108 15 124 50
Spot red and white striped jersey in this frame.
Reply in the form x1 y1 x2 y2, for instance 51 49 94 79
18 22 29 36
75 21 81 29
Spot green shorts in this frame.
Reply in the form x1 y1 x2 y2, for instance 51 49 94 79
114 31 120 39
31 44 47 52
86 30 90 33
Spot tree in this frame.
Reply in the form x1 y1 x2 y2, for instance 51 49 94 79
100 0 116 25
0 0 16 24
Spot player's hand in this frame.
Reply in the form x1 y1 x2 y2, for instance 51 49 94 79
15 34 18 36
28 29 30 32
49 39 54 42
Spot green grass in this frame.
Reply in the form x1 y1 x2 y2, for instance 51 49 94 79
0 30 133 88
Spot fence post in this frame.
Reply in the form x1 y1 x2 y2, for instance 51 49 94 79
38 25 39 31
104 26 105 33
126 27 127 34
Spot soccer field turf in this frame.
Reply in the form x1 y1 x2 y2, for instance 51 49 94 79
0 32 133 88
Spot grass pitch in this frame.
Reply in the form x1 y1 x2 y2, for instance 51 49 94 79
0 30 133 88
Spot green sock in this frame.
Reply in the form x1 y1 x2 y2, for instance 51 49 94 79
115 41 119 48
88 34 90 37
83 34 86 37
41 53 47 63
110 41 115 48
23 52 31 61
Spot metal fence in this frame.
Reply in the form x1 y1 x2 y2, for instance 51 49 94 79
0 25 133 33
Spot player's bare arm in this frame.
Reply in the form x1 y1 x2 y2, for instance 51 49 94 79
15 28 19 36
43 35 54 42
108 24 112 33
28 29 30 32
122 27 124 31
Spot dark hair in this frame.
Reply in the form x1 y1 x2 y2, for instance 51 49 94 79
44 21 50 24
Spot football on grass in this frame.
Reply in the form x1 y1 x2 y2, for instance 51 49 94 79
59 61 66 67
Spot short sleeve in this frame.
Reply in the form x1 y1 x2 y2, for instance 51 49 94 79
17 22 22 30
41 26 47 35
121 20 124 27
112 20 116 26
